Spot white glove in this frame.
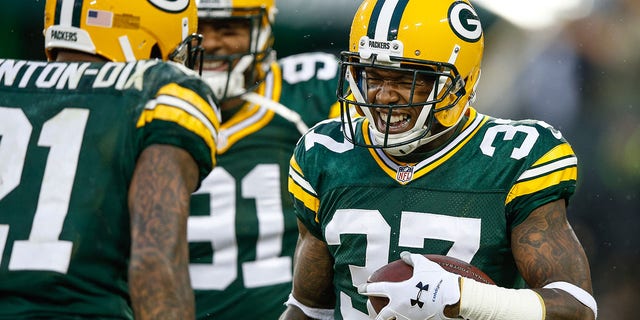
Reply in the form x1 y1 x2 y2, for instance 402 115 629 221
358 251 462 320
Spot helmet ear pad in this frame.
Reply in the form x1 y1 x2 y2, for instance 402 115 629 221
434 67 481 127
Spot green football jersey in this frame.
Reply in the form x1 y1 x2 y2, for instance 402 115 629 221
188 52 339 319
0 59 219 319
288 108 578 319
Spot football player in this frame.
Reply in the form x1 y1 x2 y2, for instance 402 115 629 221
187 0 340 319
281 0 597 320
0 0 220 319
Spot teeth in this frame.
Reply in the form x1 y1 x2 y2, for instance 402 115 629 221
379 111 409 125
202 61 226 70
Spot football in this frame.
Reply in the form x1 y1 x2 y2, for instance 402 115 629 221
366 254 494 313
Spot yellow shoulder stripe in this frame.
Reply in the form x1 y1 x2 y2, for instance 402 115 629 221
136 83 220 164
288 156 320 221
137 104 217 165
289 156 303 174
157 83 220 129
533 143 575 166
506 166 577 204
288 177 320 221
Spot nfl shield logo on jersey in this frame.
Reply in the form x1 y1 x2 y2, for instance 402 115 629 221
396 166 414 184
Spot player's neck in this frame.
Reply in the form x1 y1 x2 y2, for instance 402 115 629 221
220 101 245 123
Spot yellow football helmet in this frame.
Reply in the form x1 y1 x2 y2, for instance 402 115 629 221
196 0 277 100
338 0 484 156
44 0 203 69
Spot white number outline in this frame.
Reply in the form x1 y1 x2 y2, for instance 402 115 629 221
0 107 88 273
188 164 292 290
325 209 481 319
480 123 539 160
280 52 338 84
304 119 354 153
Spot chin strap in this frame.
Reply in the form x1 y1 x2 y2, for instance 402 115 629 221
204 55 254 100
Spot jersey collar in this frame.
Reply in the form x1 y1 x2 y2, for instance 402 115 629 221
364 107 488 184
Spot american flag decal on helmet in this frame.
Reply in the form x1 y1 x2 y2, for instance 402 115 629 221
396 165 414 183
86 10 113 27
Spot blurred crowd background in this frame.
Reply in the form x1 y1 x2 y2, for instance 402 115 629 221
1 0 637 318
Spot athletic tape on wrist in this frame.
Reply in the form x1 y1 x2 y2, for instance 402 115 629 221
543 281 597 318
284 293 334 320
459 278 545 320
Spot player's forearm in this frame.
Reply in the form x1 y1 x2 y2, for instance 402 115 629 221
292 221 336 307
281 221 336 319
128 145 198 319
128 246 195 319
508 200 596 320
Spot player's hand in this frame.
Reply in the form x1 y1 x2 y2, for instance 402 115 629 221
358 251 461 320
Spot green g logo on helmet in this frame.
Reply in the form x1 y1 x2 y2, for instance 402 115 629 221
448 1 483 43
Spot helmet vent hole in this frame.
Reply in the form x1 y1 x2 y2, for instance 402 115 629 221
150 44 162 60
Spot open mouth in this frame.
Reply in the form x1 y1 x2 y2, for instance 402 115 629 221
377 109 413 133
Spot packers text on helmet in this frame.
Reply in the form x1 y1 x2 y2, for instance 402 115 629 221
44 0 203 69
338 0 484 156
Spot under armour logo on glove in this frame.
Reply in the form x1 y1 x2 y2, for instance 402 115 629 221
358 252 462 320
410 281 429 308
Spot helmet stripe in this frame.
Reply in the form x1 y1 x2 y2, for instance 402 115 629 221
367 0 409 41
366 0 386 39
387 0 409 40
54 0 83 27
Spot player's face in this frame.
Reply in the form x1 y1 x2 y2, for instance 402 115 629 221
364 67 436 134
198 18 251 73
